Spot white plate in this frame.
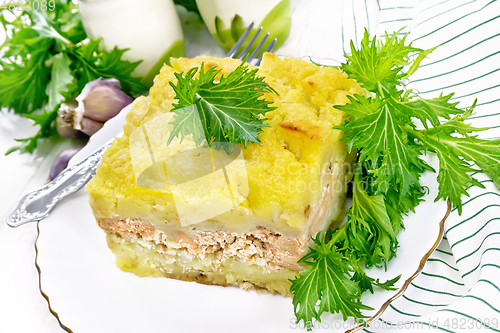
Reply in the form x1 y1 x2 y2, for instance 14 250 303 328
36 64 448 333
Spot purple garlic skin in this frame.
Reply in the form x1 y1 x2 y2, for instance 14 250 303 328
82 84 133 122
56 78 133 138
50 145 84 181
74 78 133 132
80 117 104 136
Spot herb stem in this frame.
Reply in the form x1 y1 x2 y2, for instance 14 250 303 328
327 219 350 247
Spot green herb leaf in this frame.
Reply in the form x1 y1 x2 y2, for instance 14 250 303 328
0 38 52 113
411 108 500 213
346 172 397 267
292 29 500 327
290 232 372 329
6 108 58 155
46 52 74 112
1 4 146 154
168 61 277 148
341 29 421 92
30 10 72 46
406 45 438 77
396 93 463 129
351 259 401 293
70 39 146 96
336 95 427 197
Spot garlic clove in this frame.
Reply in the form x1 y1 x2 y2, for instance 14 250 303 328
80 117 104 136
74 78 132 129
57 114 81 139
50 145 84 181
82 85 133 122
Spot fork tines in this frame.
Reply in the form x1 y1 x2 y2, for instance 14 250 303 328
226 22 277 66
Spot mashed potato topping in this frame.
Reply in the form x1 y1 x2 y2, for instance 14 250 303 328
87 54 361 237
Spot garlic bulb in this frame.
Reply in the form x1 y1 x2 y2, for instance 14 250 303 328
57 102 82 139
74 78 133 131
56 78 132 138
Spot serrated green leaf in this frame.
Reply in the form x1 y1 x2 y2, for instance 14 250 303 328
351 258 400 293
290 234 371 330
167 104 207 146
406 45 438 77
379 29 421 68
453 138 500 189
396 93 463 129
5 137 37 156
290 259 322 326
0 40 52 113
6 108 58 155
52 3 86 44
352 172 394 238
336 95 426 196
341 29 421 92
30 10 72 46
424 136 484 214
423 100 488 136
373 274 401 290
46 52 74 112
292 28 500 329
316 254 373 319
426 133 499 193
345 172 397 268
71 40 146 96
168 61 277 148
1 3 144 154
412 113 500 213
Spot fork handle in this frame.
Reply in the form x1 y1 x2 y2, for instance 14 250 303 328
6 143 111 227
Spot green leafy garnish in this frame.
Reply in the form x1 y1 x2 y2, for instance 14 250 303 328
168 61 277 148
411 108 500 211
290 229 376 326
290 29 500 329
1 3 146 155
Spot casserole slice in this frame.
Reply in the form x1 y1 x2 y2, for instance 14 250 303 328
86 54 361 295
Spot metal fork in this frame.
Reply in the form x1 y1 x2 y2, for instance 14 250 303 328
226 21 277 66
6 24 278 228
